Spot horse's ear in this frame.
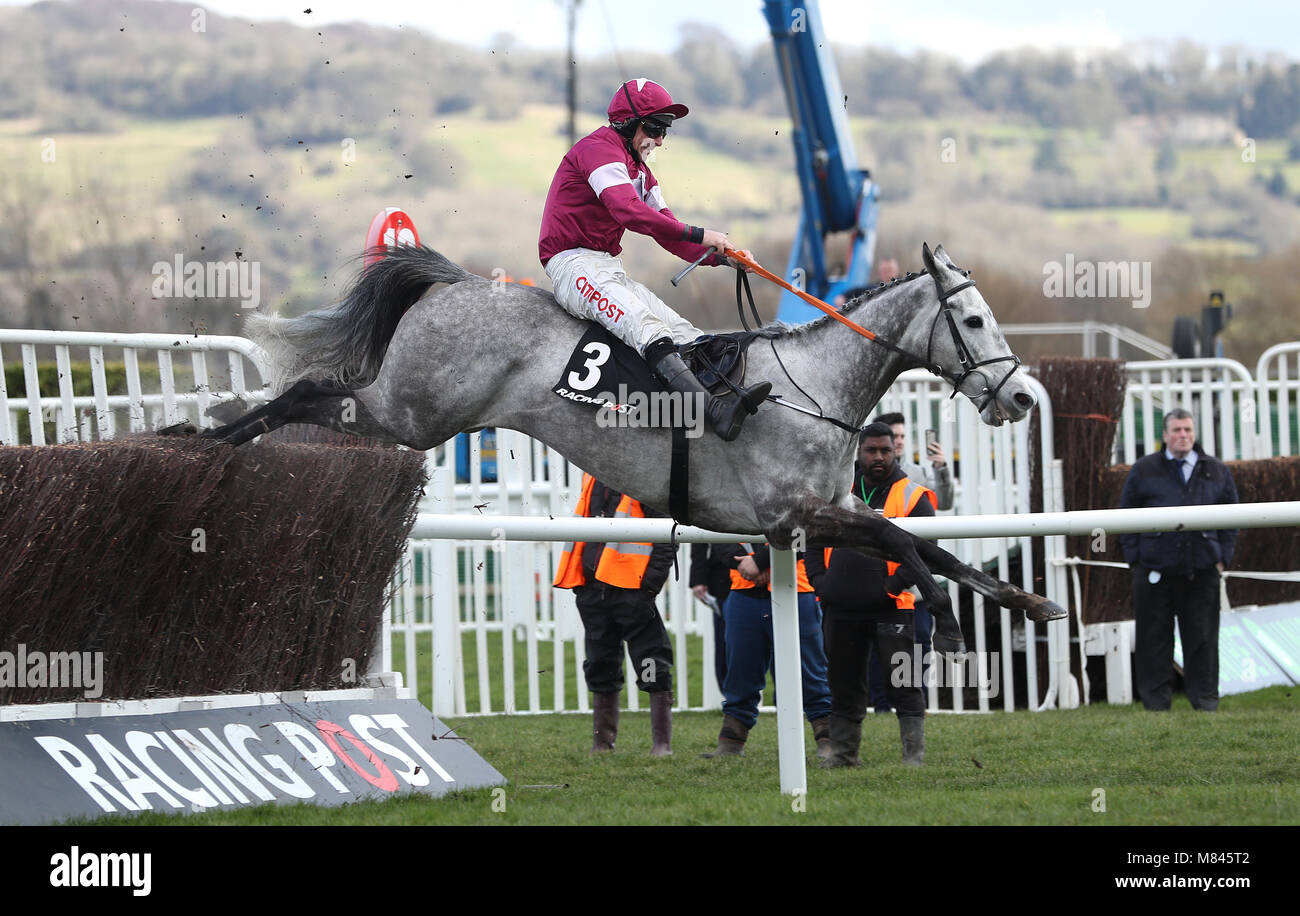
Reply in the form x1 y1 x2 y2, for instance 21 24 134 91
933 244 956 270
921 242 936 275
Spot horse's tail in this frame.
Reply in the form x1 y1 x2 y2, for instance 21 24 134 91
247 245 481 391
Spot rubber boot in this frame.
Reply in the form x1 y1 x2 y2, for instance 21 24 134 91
699 715 750 758
651 350 771 442
820 714 862 768
811 716 833 761
591 692 619 754
900 715 925 766
649 691 673 757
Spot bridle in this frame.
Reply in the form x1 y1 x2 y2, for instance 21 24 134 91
923 272 1022 415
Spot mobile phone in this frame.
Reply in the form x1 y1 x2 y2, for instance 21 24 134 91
925 429 938 450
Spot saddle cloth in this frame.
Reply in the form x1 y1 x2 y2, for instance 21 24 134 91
552 324 760 416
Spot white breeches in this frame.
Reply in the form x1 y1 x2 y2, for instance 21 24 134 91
545 248 704 356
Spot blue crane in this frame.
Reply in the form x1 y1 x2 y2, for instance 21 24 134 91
762 0 879 323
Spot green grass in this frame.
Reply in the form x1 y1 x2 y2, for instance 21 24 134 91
87 686 1299 825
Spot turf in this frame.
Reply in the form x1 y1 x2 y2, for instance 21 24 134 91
88 685 1298 826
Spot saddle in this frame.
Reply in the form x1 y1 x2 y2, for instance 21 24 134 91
677 330 763 397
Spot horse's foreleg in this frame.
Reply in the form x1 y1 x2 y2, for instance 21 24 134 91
792 498 967 654
792 497 1068 653
200 380 400 446
904 534 1066 625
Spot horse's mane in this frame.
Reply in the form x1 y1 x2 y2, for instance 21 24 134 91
750 269 933 339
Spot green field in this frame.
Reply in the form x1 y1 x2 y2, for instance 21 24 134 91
5 97 1299 358
88 685 1298 826
4 103 1283 257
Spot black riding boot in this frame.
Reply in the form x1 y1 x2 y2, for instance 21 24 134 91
649 348 771 443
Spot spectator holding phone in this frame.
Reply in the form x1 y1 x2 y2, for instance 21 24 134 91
874 412 953 511
866 412 953 712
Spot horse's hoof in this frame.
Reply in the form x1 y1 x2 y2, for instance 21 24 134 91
157 422 197 437
932 634 967 655
1026 600 1067 623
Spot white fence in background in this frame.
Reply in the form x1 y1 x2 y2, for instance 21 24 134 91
1003 321 1174 360
390 350 1300 719
1120 358 1258 463
1257 342 1300 458
0 330 270 445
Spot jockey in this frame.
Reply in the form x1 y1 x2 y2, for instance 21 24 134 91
539 78 772 442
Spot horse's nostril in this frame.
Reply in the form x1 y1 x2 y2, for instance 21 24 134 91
1015 392 1035 409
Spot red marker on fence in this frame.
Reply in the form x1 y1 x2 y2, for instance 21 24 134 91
364 207 421 267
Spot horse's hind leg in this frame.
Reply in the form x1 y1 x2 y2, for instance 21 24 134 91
201 379 403 446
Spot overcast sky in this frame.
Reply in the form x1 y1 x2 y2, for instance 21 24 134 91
5 0 1300 65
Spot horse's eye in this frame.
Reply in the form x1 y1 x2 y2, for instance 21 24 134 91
964 316 984 329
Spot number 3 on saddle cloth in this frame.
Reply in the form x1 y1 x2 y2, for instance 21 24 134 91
552 325 759 423
551 325 762 523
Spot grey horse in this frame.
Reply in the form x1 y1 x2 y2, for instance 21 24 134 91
202 241 1065 650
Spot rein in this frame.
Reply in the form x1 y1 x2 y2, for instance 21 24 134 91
724 247 1022 421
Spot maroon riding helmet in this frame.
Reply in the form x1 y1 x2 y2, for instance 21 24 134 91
607 79 689 138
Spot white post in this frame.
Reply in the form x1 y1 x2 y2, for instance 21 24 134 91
1103 622 1133 705
769 547 806 797
429 463 459 717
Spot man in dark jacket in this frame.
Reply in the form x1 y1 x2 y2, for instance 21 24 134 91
1119 409 1239 712
806 422 936 766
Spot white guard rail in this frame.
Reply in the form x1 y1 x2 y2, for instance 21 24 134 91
0 330 270 445
1003 321 1174 360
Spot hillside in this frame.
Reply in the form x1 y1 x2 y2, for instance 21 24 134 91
2 0 1299 364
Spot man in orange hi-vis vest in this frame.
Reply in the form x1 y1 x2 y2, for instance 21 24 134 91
554 473 676 756
806 422 937 767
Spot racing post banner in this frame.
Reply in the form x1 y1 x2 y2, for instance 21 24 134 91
0 697 504 824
